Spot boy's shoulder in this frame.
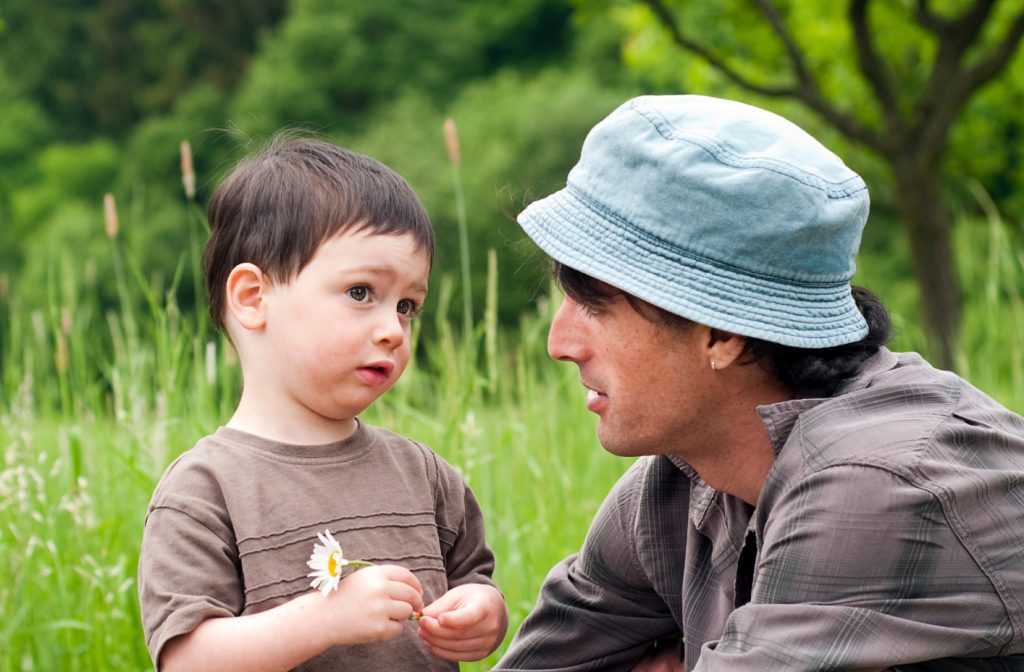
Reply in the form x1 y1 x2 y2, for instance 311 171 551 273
361 422 468 487
147 430 248 511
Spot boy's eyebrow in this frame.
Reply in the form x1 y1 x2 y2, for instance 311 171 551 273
343 264 429 294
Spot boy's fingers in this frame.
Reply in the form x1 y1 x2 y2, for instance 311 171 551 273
417 615 447 636
386 600 417 623
436 604 483 629
420 591 460 618
418 628 493 650
389 582 425 614
380 565 423 594
420 639 491 663
418 613 476 636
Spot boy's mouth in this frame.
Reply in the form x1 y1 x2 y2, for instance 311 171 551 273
356 361 394 386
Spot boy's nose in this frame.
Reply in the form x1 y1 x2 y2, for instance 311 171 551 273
373 311 405 348
547 298 586 363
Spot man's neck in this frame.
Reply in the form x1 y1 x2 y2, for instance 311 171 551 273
676 374 793 506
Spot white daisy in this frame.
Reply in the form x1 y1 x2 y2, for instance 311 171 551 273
306 529 350 597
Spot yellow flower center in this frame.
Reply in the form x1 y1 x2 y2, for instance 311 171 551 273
328 551 341 577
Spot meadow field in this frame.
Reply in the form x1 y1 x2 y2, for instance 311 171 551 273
1 194 1022 670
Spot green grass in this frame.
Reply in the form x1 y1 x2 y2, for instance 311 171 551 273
0 216 629 670
0 195 1021 670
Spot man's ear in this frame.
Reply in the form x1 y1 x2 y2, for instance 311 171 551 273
706 328 746 371
225 263 269 331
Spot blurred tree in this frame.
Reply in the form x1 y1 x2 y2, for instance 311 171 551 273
0 62 53 273
349 67 633 326
0 0 637 330
579 0 1024 368
0 0 285 138
230 0 574 136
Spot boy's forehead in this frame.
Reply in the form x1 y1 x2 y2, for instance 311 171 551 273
315 231 431 287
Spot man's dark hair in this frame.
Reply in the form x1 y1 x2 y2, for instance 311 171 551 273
554 262 892 398
202 135 435 331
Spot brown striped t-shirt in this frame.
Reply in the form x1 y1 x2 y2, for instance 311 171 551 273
138 421 495 670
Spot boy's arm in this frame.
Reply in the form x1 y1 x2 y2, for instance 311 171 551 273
140 479 424 671
161 564 425 672
420 451 507 659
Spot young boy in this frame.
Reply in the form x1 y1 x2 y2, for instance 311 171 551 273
138 137 507 671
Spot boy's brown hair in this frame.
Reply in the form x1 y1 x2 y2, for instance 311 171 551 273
202 135 435 330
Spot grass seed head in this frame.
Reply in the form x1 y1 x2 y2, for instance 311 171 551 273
444 118 461 167
103 194 119 239
180 140 196 200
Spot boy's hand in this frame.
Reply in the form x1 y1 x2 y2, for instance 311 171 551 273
417 583 508 661
324 565 424 646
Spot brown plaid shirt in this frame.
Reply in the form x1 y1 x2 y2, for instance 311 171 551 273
495 349 1024 671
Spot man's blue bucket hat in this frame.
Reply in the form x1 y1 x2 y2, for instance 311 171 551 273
518 95 870 348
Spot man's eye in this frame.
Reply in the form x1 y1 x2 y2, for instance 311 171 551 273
397 299 418 316
347 286 369 302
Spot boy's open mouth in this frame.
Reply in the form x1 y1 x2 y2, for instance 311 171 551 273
356 361 395 385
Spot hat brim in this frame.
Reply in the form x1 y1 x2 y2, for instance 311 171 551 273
519 186 869 349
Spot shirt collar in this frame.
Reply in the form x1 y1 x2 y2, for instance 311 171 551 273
756 346 900 456
669 347 901 529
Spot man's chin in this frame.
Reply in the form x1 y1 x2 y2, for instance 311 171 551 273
597 427 640 458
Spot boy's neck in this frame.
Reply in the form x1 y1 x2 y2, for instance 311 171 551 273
227 396 358 446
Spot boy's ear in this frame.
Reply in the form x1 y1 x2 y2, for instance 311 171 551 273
226 263 269 331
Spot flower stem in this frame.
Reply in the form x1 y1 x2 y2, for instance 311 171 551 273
346 560 375 570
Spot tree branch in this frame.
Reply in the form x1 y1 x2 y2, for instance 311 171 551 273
640 0 887 150
914 1 1017 157
751 0 814 86
961 8 1024 94
913 0 946 32
641 0 795 97
849 0 903 137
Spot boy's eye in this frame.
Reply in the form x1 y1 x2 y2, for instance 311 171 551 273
347 286 369 302
397 299 418 316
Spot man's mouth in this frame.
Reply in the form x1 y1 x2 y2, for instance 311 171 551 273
583 383 608 412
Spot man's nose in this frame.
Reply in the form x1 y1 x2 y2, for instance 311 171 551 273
547 297 585 363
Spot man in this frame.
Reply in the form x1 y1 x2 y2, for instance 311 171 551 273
494 96 1024 671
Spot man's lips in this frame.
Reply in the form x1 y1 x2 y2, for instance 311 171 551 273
583 382 608 412
356 361 395 386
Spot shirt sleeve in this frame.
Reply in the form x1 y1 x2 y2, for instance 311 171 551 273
137 460 244 670
694 464 1013 671
431 452 497 589
493 460 681 672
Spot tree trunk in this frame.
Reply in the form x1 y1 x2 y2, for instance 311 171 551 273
890 157 960 370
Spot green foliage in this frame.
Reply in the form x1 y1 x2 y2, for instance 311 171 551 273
0 3 1022 667
0 0 624 334
0 63 54 274
0 189 1021 669
231 0 574 137
0 221 628 670
0 0 285 139
349 67 633 326
587 0 1024 216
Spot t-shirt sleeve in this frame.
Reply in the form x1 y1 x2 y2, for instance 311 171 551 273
137 457 243 669
430 452 496 590
493 459 680 671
